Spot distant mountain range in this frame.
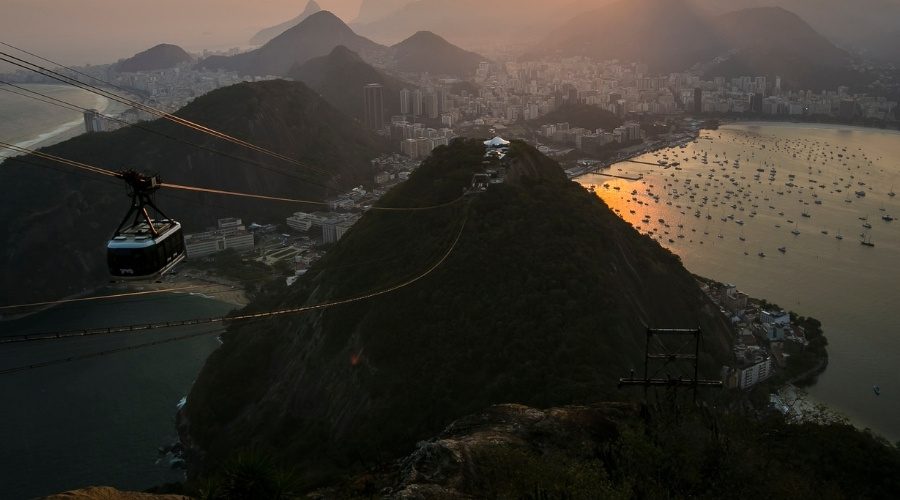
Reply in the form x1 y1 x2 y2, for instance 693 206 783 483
202 11 485 79
691 0 900 62
199 11 389 77
249 0 322 46
113 44 192 73
289 45 409 122
0 80 387 304
353 0 594 46
536 0 862 90
390 31 484 76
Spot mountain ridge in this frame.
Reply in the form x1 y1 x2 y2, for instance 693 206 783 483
390 31 485 76
113 44 192 73
0 80 387 305
249 0 323 46
199 11 388 76
288 45 410 123
182 139 734 483
535 0 861 89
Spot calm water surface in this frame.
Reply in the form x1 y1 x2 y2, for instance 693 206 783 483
579 122 900 443
0 293 235 498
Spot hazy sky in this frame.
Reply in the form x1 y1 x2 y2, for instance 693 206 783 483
0 0 366 66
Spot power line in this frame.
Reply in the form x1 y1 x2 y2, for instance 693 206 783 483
0 79 342 188
0 83 83 112
0 285 210 311
0 140 117 177
0 48 337 180
0 211 468 349
0 141 467 211
0 328 224 376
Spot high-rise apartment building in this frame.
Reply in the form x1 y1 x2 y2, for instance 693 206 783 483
363 83 385 131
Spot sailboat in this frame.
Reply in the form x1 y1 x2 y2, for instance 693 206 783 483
835 230 844 240
861 232 875 247
889 185 896 197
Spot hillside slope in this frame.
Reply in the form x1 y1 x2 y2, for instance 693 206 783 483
288 46 409 123
183 139 734 484
114 44 192 73
536 0 861 89
199 11 388 77
0 80 387 305
323 403 900 498
390 31 485 76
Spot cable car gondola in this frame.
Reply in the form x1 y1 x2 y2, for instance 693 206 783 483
107 170 185 280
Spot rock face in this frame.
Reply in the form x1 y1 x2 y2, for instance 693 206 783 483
114 44 192 73
44 486 189 500
199 11 389 76
387 403 639 498
0 80 387 305
249 0 323 46
184 139 734 483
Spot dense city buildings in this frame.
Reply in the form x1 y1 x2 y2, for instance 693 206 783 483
184 217 255 258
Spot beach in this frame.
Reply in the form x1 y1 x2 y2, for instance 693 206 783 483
0 83 128 160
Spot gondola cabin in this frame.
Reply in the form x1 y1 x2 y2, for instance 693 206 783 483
107 219 185 280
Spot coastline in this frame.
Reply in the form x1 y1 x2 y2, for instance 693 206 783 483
582 127 900 441
0 84 118 161
0 275 248 325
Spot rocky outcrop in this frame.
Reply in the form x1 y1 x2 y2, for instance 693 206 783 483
390 403 638 497
44 486 189 500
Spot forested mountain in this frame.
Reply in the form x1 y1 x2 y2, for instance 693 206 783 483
183 139 735 484
0 80 388 304
288 45 409 122
113 44 192 72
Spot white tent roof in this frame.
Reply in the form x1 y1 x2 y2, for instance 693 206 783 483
484 136 510 148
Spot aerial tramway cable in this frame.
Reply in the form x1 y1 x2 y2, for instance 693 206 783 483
0 211 468 355
0 79 343 188
0 142 468 211
0 47 337 180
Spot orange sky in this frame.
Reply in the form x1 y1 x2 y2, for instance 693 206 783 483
0 0 366 65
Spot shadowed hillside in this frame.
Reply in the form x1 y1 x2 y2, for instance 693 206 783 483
0 80 388 305
183 139 734 485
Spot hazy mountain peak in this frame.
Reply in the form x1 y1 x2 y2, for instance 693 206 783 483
390 30 485 75
200 10 388 77
113 43 192 72
249 0 323 45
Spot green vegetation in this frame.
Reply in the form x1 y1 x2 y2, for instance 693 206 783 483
0 79 387 304
185 138 734 486
295 404 900 499
114 43 192 72
196 451 302 500
289 46 409 123
529 103 622 131
390 31 484 76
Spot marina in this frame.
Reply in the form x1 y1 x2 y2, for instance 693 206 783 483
579 122 900 442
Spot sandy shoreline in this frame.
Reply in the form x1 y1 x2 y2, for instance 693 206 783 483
135 275 250 309
0 273 248 324
0 84 124 161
